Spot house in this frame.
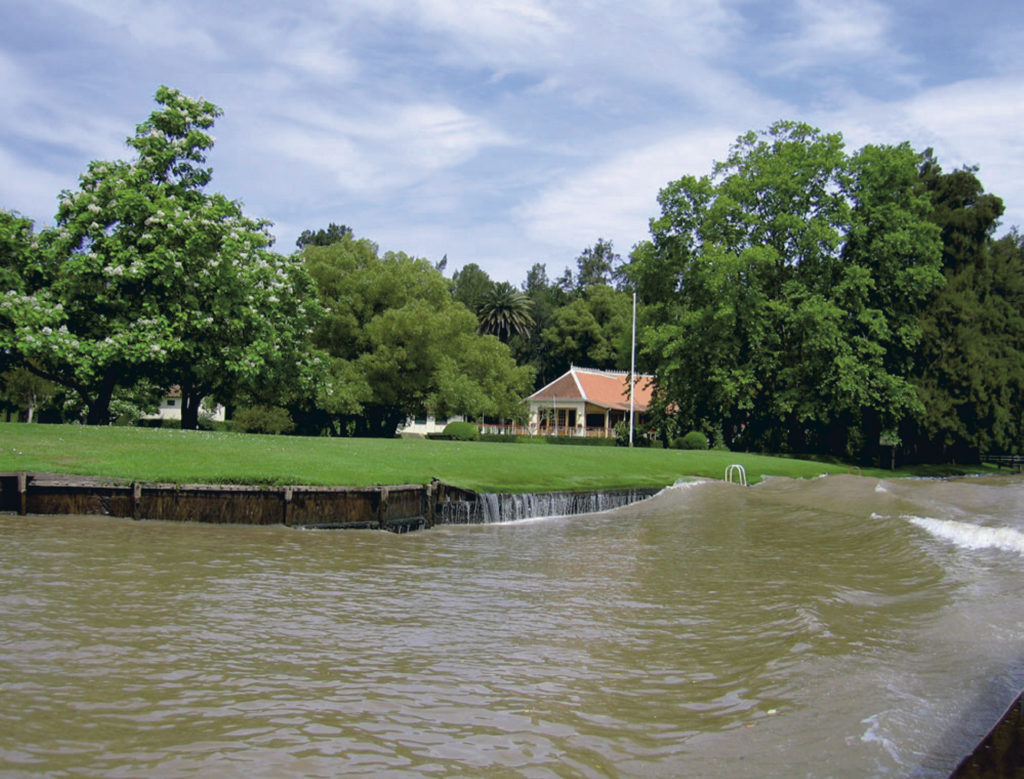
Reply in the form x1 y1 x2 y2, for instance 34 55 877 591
145 387 226 423
396 413 466 437
524 366 655 438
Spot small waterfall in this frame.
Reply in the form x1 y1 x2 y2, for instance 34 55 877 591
437 488 658 525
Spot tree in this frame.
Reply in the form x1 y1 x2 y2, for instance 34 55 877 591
476 281 535 341
576 238 621 290
0 366 55 422
836 142 943 458
905 159 1024 462
451 262 494 312
553 238 624 296
295 222 352 249
0 210 40 377
0 87 320 427
540 284 631 376
628 122 943 457
508 262 563 386
302 235 533 436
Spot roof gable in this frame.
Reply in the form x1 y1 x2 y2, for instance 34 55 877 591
527 371 583 402
527 367 655 412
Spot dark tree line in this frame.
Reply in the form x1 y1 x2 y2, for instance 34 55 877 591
623 122 1023 464
3 95 1021 458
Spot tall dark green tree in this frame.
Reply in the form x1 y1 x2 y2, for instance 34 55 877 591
628 122 943 458
828 142 943 459
509 263 563 386
539 284 632 377
555 238 623 295
295 223 352 248
451 262 494 312
904 158 1023 461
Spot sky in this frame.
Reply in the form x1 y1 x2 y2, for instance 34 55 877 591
2 1 1023 284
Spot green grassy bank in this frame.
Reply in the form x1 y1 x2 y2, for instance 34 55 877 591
0 422 992 493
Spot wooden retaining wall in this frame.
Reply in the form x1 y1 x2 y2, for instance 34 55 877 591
0 472 435 533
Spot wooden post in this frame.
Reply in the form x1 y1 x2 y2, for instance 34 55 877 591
131 482 142 520
282 488 293 526
426 480 436 527
378 486 389 528
17 472 27 516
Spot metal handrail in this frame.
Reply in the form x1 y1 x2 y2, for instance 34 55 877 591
725 464 748 486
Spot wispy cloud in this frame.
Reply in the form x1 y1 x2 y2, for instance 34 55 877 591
257 99 511 195
520 128 739 256
766 0 909 81
51 0 223 58
819 75 1024 229
0 146 70 220
2 0 1023 280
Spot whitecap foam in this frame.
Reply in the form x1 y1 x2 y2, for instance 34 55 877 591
860 712 902 763
907 516 1024 556
666 478 712 491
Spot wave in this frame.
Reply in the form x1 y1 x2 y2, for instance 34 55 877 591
907 516 1024 556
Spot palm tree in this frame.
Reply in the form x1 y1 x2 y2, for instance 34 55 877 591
477 282 535 341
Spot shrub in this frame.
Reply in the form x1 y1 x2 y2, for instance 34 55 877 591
479 434 535 444
676 431 709 450
546 435 617 447
442 421 480 441
232 405 295 435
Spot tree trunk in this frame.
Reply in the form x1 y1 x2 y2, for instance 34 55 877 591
355 405 405 437
84 376 117 425
860 407 883 466
179 385 204 430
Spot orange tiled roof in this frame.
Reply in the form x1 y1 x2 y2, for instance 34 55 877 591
527 367 654 412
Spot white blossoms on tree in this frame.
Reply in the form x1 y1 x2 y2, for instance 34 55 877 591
1 86 320 426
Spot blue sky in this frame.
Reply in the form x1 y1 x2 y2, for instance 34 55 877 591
2 1 1023 284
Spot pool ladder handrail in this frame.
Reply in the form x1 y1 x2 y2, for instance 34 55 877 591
725 464 748 486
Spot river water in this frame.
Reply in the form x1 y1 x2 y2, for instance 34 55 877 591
2 474 1023 777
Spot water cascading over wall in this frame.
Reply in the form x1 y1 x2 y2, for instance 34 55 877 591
436 488 659 524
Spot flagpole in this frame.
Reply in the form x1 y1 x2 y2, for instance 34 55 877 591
629 290 636 448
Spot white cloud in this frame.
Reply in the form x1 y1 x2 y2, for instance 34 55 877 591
51 0 223 58
0 146 69 222
335 0 747 108
520 128 737 255
259 99 510 194
0 50 131 217
3 0 1023 281
768 0 905 77
391 0 566 63
816 74 1024 230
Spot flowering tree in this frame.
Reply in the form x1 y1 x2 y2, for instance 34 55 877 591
0 87 319 426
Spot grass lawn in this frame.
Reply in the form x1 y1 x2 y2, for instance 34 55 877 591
0 422 993 493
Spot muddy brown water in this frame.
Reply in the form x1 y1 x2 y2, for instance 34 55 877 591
2 474 1023 776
